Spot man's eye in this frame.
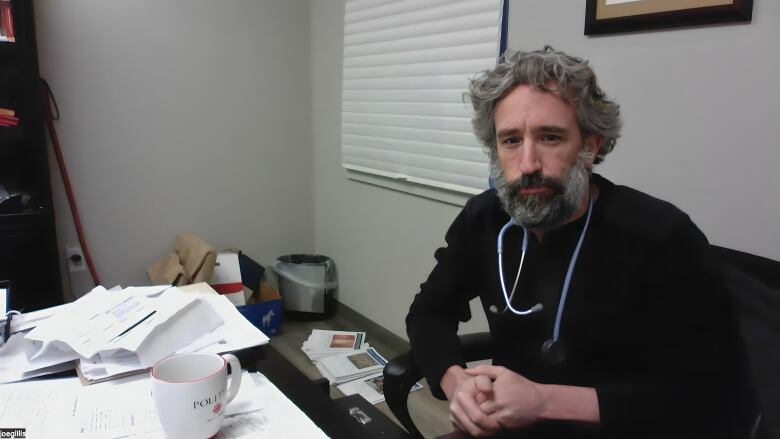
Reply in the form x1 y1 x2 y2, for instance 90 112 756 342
541 134 561 143
501 137 520 147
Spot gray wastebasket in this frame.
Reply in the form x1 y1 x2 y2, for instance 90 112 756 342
273 254 337 319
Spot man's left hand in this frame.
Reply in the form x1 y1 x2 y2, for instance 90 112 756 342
463 365 545 430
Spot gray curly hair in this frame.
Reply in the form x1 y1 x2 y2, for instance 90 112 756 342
467 46 621 164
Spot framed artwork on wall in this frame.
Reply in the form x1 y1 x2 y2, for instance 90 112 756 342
584 0 753 35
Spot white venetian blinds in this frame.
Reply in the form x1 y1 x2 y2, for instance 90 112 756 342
341 0 502 195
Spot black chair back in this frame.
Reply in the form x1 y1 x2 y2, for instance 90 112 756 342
712 245 780 439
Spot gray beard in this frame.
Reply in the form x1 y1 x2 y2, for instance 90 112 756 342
491 152 591 229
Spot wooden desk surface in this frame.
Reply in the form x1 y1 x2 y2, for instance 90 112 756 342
269 304 452 438
239 343 411 439
236 344 370 438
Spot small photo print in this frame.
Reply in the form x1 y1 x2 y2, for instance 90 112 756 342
366 375 385 395
347 352 379 369
330 334 356 348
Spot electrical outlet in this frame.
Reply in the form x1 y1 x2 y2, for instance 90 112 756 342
66 245 86 273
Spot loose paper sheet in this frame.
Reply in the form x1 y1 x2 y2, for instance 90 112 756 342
0 371 328 438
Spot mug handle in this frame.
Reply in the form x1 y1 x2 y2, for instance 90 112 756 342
222 353 242 405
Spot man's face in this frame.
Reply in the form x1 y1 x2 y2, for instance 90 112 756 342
491 85 600 228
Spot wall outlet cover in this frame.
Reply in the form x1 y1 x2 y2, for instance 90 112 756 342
66 245 87 273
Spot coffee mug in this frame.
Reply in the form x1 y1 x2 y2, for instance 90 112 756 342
151 352 242 439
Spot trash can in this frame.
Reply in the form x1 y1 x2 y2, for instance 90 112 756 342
273 254 337 319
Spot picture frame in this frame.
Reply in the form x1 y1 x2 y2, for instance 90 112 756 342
584 0 753 35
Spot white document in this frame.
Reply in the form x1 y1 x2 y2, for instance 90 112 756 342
315 347 386 385
194 293 270 353
1 371 328 439
25 286 197 359
6 302 71 334
72 374 162 438
301 329 368 362
0 377 82 438
337 371 423 405
123 285 171 297
132 292 223 365
215 372 329 439
25 286 218 362
0 331 80 383
0 302 78 384
211 252 246 306
79 292 268 382
306 330 366 350
0 285 7 315
68 371 261 438
336 372 387 404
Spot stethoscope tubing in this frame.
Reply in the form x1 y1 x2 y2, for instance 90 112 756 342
496 196 595 345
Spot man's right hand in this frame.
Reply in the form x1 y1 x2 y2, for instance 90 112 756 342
441 365 500 437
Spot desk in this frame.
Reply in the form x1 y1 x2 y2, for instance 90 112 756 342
236 344 410 439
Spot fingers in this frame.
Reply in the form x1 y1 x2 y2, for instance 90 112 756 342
473 374 494 406
479 399 498 415
449 385 500 437
450 401 498 437
463 365 505 379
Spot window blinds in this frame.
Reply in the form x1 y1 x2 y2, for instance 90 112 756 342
341 0 503 195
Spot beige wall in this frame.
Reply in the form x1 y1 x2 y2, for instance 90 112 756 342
35 0 314 297
35 0 780 341
311 0 780 340
506 0 780 258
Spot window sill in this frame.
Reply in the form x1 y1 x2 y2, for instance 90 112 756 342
344 165 483 207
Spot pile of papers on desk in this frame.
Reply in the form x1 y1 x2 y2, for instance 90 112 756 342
301 329 424 405
0 284 270 384
301 329 369 362
0 370 329 439
314 347 387 385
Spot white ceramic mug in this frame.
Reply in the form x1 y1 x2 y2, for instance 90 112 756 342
151 352 242 439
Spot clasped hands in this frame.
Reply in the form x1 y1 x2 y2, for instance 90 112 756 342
442 364 545 437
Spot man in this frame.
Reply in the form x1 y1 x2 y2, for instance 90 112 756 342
406 47 737 438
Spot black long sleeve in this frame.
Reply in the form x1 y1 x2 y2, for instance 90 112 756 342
405 175 736 438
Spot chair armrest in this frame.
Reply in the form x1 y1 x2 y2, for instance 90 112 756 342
384 351 423 438
383 332 493 438
459 331 494 363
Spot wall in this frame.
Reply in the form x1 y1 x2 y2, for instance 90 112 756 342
34 0 314 297
310 1 489 339
32 0 779 338
311 0 780 340
507 0 780 260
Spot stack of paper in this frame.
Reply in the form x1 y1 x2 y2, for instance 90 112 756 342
301 329 368 362
0 371 329 439
314 347 387 385
0 284 270 384
301 329 426 405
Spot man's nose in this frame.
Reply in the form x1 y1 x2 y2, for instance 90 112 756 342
518 143 541 176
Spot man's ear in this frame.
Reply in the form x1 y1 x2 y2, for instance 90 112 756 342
583 134 603 168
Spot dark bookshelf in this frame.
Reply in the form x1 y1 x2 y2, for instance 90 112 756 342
0 0 62 311
0 41 16 57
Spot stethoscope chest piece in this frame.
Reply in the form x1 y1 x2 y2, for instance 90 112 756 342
541 339 567 364
497 196 594 367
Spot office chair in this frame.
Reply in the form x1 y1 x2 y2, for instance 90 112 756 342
383 246 780 439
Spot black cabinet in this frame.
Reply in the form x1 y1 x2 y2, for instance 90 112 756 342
0 0 62 311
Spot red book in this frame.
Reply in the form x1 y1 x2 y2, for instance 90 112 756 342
0 114 19 126
0 1 14 42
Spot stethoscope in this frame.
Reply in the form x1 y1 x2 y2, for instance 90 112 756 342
489 196 594 364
